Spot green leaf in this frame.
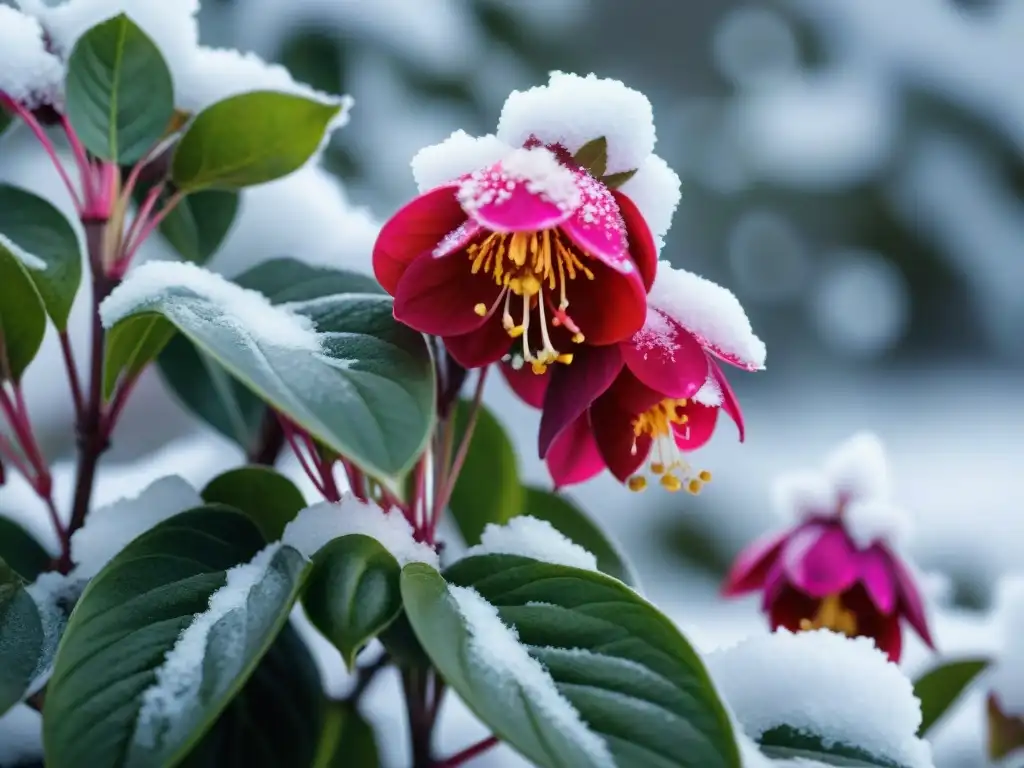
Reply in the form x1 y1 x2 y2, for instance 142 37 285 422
103 313 176 398
64 13 174 164
302 535 402 670
404 559 741 768
234 257 385 302
201 465 306 542
0 558 44 716
914 657 990 736
183 622 324 768
448 401 521 546
758 726 909 767
0 185 83 329
44 507 311 768
157 333 267 452
0 243 47 381
0 110 12 138
314 701 380 768
172 91 342 191
0 518 51 581
156 190 240 265
573 137 608 178
105 277 436 485
601 169 637 189
519 487 638 586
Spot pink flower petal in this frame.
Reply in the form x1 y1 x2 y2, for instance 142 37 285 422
622 309 710 400
443 319 513 369
722 529 788 596
458 157 575 233
560 172 631 272
858 547 897 615
783 523 859 599
547 415 604 489
393 250 500 337
561 261 648 346
710 359 745 442
886 547 935 648
500 362 548 409
673 402 719 450
373 184 466 295
591 392 649 483
612 189 659 291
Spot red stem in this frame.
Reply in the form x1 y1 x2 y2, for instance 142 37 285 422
101 371 142 438
279 415 328 498
59 112 94 205
2 98 83 212
120 189 183 267
435 736 500 768
0 386 49 490
121 181 164 259
58 331 85 420
0 431 35 482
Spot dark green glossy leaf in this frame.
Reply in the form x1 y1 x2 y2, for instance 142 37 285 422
758 726 909 767
0 184 82 329
234 257 384 302
0 243 46 381
64 14 174 164
302 535 402 669
201 465 306 542
313 701 380 767
157 190 240 265
573 137 608 178
0 558 43 716
0 518 51 581
914 658 990 736
103 313 176 398
172 91 342 191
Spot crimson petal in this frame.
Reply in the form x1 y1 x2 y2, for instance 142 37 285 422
782 523 859 599
710 359 746 442
722 529 788 596
538 344 622 459
500 362 548 409
393 251 501 338
611 189 659 291
546 414 605 489
591 391 649 483
622 310 709 400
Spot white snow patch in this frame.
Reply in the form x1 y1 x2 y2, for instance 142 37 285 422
843 500 911 550
707 629 933 768
990 576 1024 715
0 233 47 271
464 516 598 572
458 146 581 215
693 376 724 407
133 543 283 748
100 260 322 353
25 571 83 695
448 585 614 767
0 6 64 107
617 154 682 246
498 71 656 175
822 431 890 502
772 470 839 522
70 475 203 579
648 260 766 370
0 706 41 766
411 130 512 193
282 495 438 567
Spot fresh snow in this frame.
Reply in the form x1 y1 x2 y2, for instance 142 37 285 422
448 585 614 767
771 470 840 521
0 233 48 271
25 571 82 695
498 71 656 175
457 146 582 215
282 495 439 567
647 260 767 370
990 576 1024 714
0 706 42 767
0 6 64 108
70 475 203 579
411 130 512 193
463 516 598 572
100 260 322 353
693 376 724 407
618 154 682 248
133 543 283 748
707 629 933 768
822 431 890 502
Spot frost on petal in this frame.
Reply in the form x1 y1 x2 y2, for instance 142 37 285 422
0 7 64 108
843 499 911 549
822 431 889 501
497 71 655 174
648 260 766 370
448 586 614 767
693 375 724 407
281 495 439 568
707 629 932 768
411 130 512 193
175 46 353 129
771 469 838 522
100 260 322 353
617 154 682 246
991 577 1024 715
463 516 598 572
70 475 203 579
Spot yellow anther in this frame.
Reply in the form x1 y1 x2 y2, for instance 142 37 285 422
572 333 585 343
661 474 682 492
687 479 702 494
473 303 487 316
519 274 541 296
799 594 858 637
699 470 712 482
556 353 574 365
627 476 647 492
650 462 665 475
531 361 548 375
508 325 525 338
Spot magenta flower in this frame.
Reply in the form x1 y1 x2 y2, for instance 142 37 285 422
722 433 934 662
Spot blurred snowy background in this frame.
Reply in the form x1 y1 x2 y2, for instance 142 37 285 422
2 0 1022 765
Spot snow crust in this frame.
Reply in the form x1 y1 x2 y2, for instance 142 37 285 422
464 516 598 572
617 154 682 248
0 6 64 107
411 130 512 193
457 146 581 215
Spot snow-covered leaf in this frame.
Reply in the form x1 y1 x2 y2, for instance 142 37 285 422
0 559 43 717
64 14 174 164
448 400 521 546
403 558 741 768
757 726 910 767
0 242 46 382
201 466 306 542
0 518 50 581
313 701 380 767
102 261 435 484
302 534 402 670
913 657 990 737
44 507 311 768
0 185 82 330
171 91 341 191
153 189 240 265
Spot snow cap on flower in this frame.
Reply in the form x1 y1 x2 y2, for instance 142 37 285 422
411 130 512 193
616 155 682 249
0 6 65 108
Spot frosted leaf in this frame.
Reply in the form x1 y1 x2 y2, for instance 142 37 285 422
70 475 203 579
463 516 598 572
617 154 682 245
498 71 655 174
0 6 64 108
0 233 47 271
282 495 438 567
771 470 838 522
448 585 614 767
648 260 767 370
132 543 283 748
991 576 1024 714
100 260 322 353
457 146 581 215
707 629 932 768
822 431 889 501
411 130 512 193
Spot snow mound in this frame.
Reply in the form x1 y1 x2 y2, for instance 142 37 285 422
464 516 598 572
411 130 512 193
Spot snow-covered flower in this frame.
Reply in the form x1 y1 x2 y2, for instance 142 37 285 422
373 72 685 375
503 261 765 493
722 433 933 662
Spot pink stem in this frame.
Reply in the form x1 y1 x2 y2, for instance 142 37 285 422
3 97 83 212
59 112 94 204
435 736 500 768
0 431 35 483
120 189 183 267
58 331 85 419
0 386 49 491
279 415 328 498
101 371 142 438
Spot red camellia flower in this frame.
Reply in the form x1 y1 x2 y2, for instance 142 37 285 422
722 433 935 662
505 262 765 492
373 143 658 373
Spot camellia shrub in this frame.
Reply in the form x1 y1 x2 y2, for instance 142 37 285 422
0 3 998 768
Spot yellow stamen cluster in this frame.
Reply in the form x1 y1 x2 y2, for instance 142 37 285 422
799 593 858 636
626 399 712 494
467 229 593 373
